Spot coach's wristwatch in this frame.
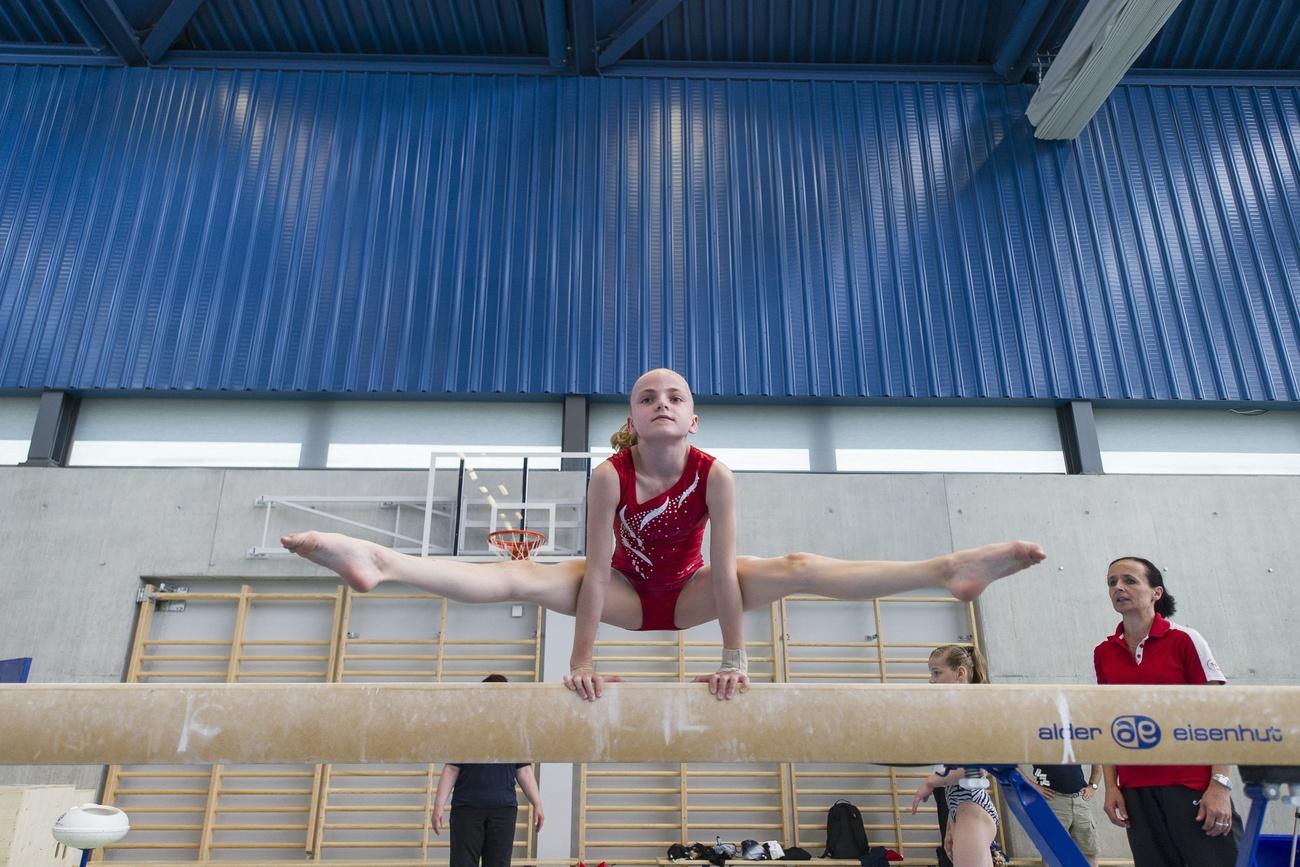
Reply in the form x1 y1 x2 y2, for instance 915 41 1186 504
1088 783 1099 790
1209 773 1233 791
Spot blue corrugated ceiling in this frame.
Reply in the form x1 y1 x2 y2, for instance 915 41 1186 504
113 0 174 31
0 67 1296 401
0 2 83 45
1137 0 1300 70
4 0 1300 73
625 0 1019 65
175 0 1024 66
184 0 551 57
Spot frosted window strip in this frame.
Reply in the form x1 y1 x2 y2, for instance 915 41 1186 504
836 448 1065 473
591 402 1064 473
0 441 29 465
1101 452 1300 475
70 441 300 467
1096 408 1300 453
329 443 562 469
0 397 40 465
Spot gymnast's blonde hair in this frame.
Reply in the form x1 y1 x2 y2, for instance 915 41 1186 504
929 644 990 684
610 422 638 451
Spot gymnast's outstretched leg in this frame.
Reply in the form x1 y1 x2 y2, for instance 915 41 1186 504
280 531 643 629
742 540 1044 606
669 541 1046 628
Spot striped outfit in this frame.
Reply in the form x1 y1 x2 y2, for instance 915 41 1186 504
940 769 999 825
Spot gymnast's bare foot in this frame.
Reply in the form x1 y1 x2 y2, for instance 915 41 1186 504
944 541 1046 602
281 531 388 592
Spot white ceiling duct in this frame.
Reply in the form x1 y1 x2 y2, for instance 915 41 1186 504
1027 0 1184 140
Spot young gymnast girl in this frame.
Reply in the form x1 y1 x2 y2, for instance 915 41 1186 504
282 368 1045 701
910 644 1001 867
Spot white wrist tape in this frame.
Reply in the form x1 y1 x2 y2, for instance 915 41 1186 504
719 647 748 675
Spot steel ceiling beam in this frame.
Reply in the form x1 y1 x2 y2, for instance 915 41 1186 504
569 0 596 73
596 0 682 70
994 0 1052 78
994 0 1072 82
542 0 569 68
52 0 109 53
73 0 146 65
141 0 206 63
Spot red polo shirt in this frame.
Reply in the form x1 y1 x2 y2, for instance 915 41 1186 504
1094 614 1226 790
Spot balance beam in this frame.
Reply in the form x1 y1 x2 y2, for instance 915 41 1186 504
2 683 1296 766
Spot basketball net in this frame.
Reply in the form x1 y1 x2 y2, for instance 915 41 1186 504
487 529 546 561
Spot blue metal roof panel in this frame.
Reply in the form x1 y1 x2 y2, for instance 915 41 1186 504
1136 0 1300 70
115 0 173 31
184 0 549 56
0 1 84 45
0 67 1296 401
5 0 1294 72
629 0 1021 65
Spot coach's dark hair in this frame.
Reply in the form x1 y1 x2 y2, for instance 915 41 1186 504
482 673 508 683
1110 556 1176 618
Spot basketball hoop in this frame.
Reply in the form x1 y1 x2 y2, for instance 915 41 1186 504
487 529 547 561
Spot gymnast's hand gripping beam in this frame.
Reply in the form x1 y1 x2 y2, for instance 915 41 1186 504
1 683 1296 766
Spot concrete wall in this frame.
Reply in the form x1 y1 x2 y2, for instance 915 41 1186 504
1 467 1296 855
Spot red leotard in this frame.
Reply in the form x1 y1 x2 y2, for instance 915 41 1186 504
608 445 715 630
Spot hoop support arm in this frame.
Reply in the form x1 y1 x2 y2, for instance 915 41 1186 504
2 683 1296 766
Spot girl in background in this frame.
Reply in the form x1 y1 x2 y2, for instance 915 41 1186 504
911 645 1000 867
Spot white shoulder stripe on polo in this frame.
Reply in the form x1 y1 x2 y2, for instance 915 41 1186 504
1167 622 1226 683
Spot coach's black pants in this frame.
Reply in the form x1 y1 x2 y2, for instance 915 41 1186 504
1122 785 1241 867
449 805 518 867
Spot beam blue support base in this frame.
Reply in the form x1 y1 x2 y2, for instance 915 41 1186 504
1237 768 1300 867
1238 784 1270 867
982 766 1090 867
0 657 32 683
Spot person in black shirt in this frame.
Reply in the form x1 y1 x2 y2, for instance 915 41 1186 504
1027 763 1101 866
432 675 545 867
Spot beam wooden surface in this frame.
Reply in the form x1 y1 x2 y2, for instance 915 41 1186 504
3 683 1297 766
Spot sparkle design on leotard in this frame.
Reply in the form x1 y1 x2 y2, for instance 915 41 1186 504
617 472 700 581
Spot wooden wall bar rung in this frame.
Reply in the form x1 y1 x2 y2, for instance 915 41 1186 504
7 682 1298 765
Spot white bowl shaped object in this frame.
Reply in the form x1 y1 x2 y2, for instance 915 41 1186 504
52 804 130 849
